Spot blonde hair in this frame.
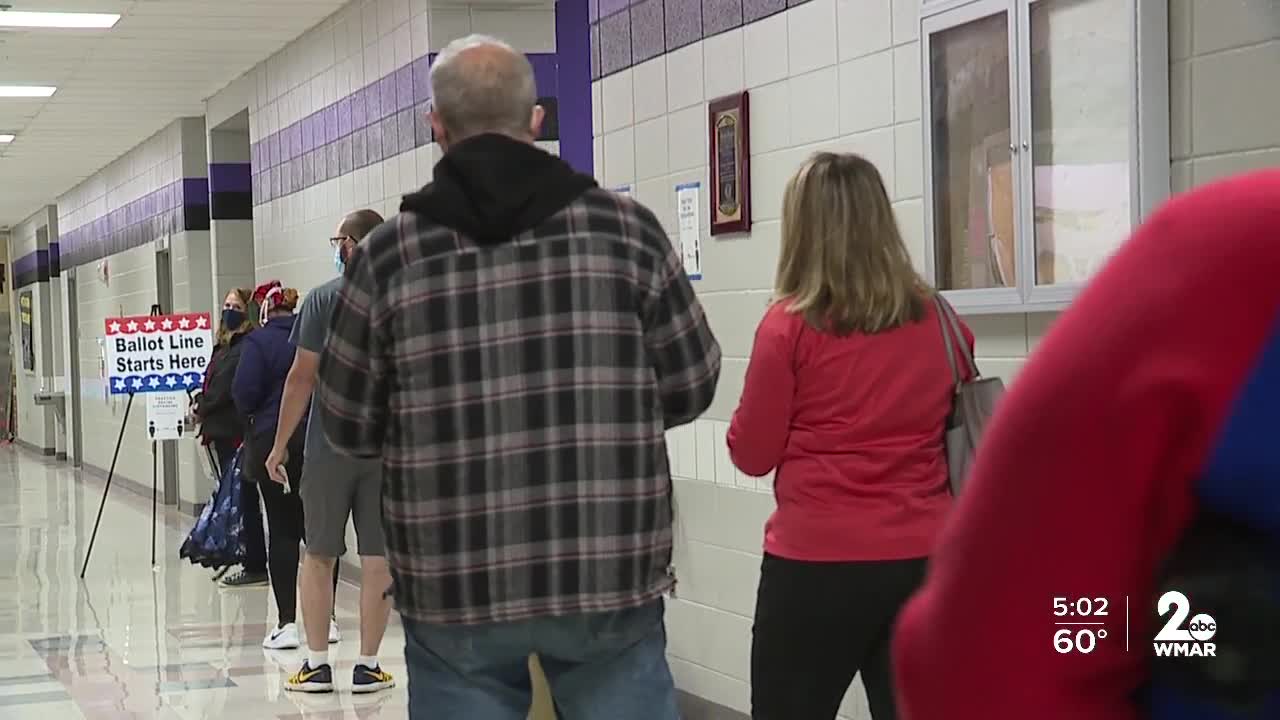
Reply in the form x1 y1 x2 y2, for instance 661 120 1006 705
775 152 928 335
217 287 255 346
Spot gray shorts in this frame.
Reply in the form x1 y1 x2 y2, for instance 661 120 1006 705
300 450 385 558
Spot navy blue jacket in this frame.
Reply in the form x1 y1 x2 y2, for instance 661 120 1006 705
232 315 298 440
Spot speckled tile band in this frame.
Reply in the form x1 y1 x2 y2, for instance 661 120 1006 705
631 0 667 64
743 0 785 23
702 0 743 36
599 11 634 76
592 0 809 78
664 0 704 51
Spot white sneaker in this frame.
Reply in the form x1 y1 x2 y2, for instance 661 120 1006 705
328 618 341 644
263 622 300 650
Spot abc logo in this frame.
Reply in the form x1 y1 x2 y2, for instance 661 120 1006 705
1187 614 1217 641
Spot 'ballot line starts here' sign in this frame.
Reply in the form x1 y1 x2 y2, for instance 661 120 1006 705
104 313 213 395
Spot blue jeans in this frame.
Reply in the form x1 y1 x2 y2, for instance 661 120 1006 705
402 600 680 720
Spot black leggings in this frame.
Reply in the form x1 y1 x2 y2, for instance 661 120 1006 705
750 554 927 720
253 430 340 626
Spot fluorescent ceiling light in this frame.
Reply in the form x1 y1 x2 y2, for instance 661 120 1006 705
0 11 120 28
0 134 13 143
0 86 56 97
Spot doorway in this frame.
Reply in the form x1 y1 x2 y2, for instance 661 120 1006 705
155 244 178 505
208 110 258 305
65 267 83 466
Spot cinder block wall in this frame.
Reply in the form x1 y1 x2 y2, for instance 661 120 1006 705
592 0 1277 715
1168 0 1280 190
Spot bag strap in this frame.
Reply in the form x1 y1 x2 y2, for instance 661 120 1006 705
934 294 962 389
933 293 979 385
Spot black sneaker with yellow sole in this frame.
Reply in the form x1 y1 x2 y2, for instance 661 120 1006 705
285 662 334 693
352 664 395 694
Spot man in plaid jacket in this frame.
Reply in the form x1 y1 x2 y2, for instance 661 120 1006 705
315 34 721 719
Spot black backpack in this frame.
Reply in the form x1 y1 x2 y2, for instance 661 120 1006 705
1147 511 1280 716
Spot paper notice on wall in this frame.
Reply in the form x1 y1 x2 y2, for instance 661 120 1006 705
145 392 186 442
675 182 702 280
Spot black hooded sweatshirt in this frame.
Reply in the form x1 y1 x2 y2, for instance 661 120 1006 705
400 133 597 243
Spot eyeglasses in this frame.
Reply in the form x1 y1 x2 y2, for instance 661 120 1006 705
329 235 352 248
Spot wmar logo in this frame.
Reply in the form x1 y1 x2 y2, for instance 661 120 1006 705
1154 590 1217 657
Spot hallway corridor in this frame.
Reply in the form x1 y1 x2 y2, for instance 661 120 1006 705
0 447 408 719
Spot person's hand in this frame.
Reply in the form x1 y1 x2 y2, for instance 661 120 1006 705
265 444 289 486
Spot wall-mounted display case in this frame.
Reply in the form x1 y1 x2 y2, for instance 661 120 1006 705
920 0 1169 313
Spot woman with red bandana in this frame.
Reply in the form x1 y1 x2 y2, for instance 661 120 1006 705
233 281 310 650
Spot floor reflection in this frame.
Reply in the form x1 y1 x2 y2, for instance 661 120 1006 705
0 448 408 719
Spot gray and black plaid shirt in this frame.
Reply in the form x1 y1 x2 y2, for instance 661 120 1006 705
316 189 720 625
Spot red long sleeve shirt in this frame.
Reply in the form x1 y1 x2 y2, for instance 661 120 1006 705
727 300 973 562
893 170 1280 719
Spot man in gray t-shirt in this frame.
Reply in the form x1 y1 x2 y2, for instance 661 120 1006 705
264 209 396 694
290 276 378 473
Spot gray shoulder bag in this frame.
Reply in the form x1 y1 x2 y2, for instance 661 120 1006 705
935 294 1005 494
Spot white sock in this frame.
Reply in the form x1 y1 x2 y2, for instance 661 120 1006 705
357 655 378 669
309 649 329 668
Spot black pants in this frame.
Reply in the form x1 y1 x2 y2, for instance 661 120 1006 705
751 554 927 720
249 428 307 626
214 440 266 573
247 428 340 626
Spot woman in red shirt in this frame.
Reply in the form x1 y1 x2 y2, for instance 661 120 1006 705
728 152 973 720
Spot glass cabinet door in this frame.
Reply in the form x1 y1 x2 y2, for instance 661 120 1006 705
1022 0 1135 294
921 0 1166 313
923 0 1022 306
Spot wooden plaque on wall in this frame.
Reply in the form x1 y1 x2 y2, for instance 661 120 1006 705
708 91 751 235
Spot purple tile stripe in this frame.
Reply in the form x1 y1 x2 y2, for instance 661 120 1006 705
557 0 594 175
631 0 666 62
701 0 743 37
599 0 631 17
182 178 210 207
743 0 784 22
58 177 208 269
209 163 251 194
591 0 809 79
12 250 43 278
248 51 560 208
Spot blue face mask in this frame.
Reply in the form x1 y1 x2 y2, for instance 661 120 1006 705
221 308 245 331
334 245 345 275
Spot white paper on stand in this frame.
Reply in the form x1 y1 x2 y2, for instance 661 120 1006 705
675 182 702 280
146 393 185 441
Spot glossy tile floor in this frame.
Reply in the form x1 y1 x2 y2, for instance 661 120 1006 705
0 447 409 719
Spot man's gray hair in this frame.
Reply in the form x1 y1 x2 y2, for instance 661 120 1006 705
429 34 537 141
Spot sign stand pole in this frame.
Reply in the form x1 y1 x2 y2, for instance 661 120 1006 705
79 391 135 579
152 431 158 567
81 304 164 579
150 301 162 569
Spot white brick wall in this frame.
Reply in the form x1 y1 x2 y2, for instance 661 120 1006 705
595 1 1005 713
209 0 559 300
55 118 214 506
595 0 1279 714
1169 0 1280 190
9 208 57 453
